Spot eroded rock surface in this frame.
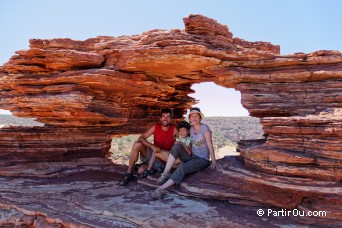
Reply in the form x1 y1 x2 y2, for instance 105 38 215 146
0 157 312 228
0 14 341 226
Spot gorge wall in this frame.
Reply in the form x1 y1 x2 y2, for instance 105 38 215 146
0 15 341 226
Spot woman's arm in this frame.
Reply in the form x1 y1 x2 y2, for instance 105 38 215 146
204 131 217 169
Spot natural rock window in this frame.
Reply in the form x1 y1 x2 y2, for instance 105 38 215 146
0 14 341 226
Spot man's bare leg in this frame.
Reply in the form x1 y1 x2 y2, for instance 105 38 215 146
137 164 148 175
120 141 147 186
127 141 147 174
155 151 180 171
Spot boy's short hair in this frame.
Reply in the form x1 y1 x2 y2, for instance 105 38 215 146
160 108 173 117
177 121 190 130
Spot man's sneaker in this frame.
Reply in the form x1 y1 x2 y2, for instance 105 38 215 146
119 173 134 186
157 173 171 185
150 188 166 200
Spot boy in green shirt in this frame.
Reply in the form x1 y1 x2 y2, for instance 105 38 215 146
155 121 191 184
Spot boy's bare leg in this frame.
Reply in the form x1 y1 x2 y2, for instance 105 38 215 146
155 150 169 163
162 154 176 176
159 179 175 190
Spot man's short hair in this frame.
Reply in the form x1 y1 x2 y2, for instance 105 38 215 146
161 108 173 117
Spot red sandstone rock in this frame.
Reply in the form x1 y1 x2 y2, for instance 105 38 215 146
0 14 341 226
3 48 104 73
0 157 302 227
184 14 233 38
181 156 342 226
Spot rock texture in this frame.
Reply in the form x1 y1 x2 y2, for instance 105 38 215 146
182 156 342 226
0 126 111 164
0 158 302 228
0 14 341 226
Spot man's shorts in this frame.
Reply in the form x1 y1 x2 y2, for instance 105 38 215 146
140 147 165 172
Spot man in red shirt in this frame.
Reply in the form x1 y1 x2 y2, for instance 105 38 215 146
119 108 178 186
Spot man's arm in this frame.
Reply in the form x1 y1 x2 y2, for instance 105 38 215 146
173 125 179 140
138 125 160 152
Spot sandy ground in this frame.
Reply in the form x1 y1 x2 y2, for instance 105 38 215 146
217 145 239 159
0 114 43 127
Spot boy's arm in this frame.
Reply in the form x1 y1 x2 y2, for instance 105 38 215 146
175 141 192 155
184 143 192 155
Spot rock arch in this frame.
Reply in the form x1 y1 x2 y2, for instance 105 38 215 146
0 15 341 225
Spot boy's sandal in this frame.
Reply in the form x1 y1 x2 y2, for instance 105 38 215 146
157 173 171 185
119 173 134 186
140 169 155 178
150 188 166 200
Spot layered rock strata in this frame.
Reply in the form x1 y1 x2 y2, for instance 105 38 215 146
181 156 342 226
0 14 341 225
0 126 111 165
0 158 301 227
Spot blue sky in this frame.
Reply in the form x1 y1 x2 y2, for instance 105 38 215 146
1 0 341 116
